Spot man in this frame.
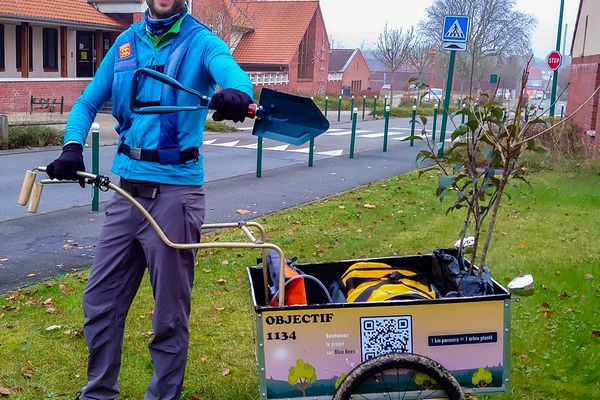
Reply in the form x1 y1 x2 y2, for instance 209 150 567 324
46 1 253 398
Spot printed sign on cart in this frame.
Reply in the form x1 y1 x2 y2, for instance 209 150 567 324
258 301 506 399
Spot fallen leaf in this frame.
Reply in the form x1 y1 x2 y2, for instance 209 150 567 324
200 356 209 362
235 209 251 215
63 329 75 335
220 260 229 265
22 361 34 379
59 284 74 295
2 306 17 312
542 310 552 318
363 203 376 209
541 302 551 309
565 308 573 314
141 331 154 337
559 291 570 298
584 274 594 280
517 240 527 249
519 353 529 359
338 205 345 209
221 368 230 376
46 325 63 331
202 269 212 273
42 298 53 306
27 273 36 277
593 330 600 338
215 306 225 311
217 278 227 284
0 313 4 319
0 387 11 395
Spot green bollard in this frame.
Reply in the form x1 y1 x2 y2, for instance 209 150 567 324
362 95 366 120
384 95 388 111
349 107 358 159
324 96 329 118
383 106 390 152
337 95 342 122
432 102 439 142
308 138 314 167
350 95 355 122
561 105 565 119
410 105 416 147
256 136 263 178
92 123 100 212
373 95 378 119
461 103 466 125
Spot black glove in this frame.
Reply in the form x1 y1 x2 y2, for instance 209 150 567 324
211 89 253 123
46 143 86 188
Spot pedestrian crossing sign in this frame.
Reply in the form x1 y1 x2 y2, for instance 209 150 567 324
442 15 469 43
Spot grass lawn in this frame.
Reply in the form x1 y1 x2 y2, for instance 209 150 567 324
0 170 598 399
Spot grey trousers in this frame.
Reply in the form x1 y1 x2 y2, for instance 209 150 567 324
80 184 205 400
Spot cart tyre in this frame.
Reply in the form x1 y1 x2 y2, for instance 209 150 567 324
333 353 465 400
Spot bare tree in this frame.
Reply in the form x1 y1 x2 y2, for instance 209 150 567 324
328 34 344 50
195 0 255 50
406 41 435 82
419 0 536 95
373 24 415 105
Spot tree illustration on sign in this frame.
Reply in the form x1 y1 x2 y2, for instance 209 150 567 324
288 359 317 397
414 371 438 389
335 372 348 389
471 367 493 387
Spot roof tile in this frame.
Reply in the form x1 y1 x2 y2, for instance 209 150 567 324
0 0 124 28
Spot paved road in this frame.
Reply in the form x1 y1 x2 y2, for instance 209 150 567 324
0 114 456 293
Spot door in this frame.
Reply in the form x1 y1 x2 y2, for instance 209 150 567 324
76 31 95 77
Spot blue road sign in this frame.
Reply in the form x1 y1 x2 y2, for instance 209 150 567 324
442 15 469 43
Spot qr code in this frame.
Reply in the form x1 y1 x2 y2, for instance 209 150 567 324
360 315 412 362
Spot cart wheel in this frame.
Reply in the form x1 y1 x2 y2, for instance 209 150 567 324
333 353 465 400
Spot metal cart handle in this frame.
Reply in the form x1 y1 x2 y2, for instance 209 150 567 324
18 167 286 306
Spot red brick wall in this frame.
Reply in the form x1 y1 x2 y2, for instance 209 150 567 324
341 51 371 94
567 54 600 156
0 80 91 113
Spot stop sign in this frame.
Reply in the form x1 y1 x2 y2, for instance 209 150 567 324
547 51 562 71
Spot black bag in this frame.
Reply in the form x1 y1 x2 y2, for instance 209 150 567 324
431 249 495 297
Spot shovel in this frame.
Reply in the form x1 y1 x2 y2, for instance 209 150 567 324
131 67 329 145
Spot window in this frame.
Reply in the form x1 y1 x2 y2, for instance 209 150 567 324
297 30 312 79
43 28 58 71
0 25 5 70
16 25 33 71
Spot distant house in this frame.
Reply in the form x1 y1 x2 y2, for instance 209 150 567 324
363 52 416 95
567 0 600 154
229 0 330 96
328 48 370 96
0 0 139 113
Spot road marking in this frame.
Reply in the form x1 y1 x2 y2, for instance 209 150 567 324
237 127 253 131
327 128 346 132
326 129 370 136
264 144 290 151
289 148 310 153
317 149 344 156
359 132 404 138
238 143 258 149
212 140 240 147
203 139 217 145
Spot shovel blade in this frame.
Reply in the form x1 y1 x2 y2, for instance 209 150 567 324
253 88 329 145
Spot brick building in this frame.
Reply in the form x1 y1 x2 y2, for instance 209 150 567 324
0 0 138 113
327 48 371 96
567 0 600 155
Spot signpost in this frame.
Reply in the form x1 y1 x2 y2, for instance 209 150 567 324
438 15 469 157
549 0 565 117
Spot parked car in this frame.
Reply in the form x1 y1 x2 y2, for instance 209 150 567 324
424 88 444 102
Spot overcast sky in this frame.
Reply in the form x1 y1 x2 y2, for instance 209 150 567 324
320 0 579 58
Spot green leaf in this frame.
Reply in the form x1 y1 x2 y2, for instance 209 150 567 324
466 118 480 132
438 175 455 190
402 135 424 142
417 165 439 178
419 115 428 126
451 125 469 141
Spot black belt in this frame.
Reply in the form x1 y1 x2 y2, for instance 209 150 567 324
118 143 199 165
119 178 160 199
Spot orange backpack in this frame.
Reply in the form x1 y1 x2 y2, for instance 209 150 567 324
265 250 307 306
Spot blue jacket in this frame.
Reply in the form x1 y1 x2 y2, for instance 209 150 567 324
64 15 253 185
